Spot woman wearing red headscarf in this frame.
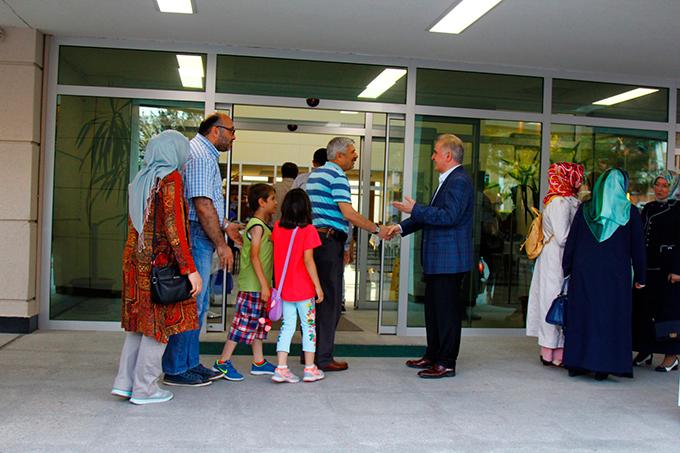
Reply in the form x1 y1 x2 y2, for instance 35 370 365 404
526 162 584 367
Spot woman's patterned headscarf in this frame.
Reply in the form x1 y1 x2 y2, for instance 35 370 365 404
653 170 679 201
543 162 585 206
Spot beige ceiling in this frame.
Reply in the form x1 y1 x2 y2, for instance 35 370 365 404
2 0 680 81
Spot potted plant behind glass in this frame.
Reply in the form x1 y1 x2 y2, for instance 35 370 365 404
71 97 132 297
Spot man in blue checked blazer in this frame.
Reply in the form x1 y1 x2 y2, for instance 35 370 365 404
390 133 473 379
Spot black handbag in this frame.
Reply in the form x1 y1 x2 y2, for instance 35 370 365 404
655 320 680 342
149 192 192 305
545 277 568 328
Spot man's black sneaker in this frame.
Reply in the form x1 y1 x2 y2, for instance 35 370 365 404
190 364 223 381
163 371 212 387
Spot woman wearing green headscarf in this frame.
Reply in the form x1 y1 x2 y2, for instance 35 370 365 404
562 168 646 380
632 171 680 372
112 130 203 405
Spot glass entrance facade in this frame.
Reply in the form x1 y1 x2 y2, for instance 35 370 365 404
44 42 677 334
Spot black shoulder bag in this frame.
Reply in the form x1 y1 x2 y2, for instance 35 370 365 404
150 191 192 305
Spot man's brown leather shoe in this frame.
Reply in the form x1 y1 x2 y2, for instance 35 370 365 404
417 364 455 379
319 360 348 372
405 357 433 369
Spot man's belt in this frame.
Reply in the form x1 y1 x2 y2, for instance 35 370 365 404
316 227 348 243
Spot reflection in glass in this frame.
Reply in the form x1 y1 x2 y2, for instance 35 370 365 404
50 95 204 321
217 55 406 103
380 117 405 328
552 79 668 123
58 46 207 92
409 116 541 328
416 68 543 113
551 124 667 206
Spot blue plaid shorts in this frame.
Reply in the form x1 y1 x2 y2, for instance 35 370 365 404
228 291 268 344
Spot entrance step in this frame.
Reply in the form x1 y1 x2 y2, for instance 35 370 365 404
200 342 422 357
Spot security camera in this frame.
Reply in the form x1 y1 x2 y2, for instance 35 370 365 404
287 124 298 132
306 98 320 107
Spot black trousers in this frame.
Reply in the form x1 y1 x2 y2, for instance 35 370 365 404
423 273 464 369
312 235 344 366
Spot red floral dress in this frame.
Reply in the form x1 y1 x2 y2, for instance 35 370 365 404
121 171 198 343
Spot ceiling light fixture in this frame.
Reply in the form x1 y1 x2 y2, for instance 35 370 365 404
429 0 503 34
155 0 194 14
176 54 204 88
340 111 359 115
592 88 659 106
358 68 407 99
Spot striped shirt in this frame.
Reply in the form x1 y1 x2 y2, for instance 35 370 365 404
306 161 351 233
184 134 225 224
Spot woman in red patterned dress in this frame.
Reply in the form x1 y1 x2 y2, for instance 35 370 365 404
112 130 202 405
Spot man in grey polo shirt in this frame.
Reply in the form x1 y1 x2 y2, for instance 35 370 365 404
306 137 390 371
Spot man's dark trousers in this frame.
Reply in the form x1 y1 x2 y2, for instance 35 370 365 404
423 273 464 369
312 235 344 367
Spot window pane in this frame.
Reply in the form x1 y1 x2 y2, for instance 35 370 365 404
217 55 406 103
552 79 668 122
416 68 543 112
58 46 207 91
409 116 541 328
51 95 204 321
550 124 667 206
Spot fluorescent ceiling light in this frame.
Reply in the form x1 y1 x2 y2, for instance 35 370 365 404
358 68 407 99
176 54 204 88
592 88 659 106
340 111 359 115
156 0 194 14
429 0 503 34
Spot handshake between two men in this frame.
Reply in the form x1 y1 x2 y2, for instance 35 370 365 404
375 196 417 241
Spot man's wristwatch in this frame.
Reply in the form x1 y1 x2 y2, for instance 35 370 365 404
372 225 380 235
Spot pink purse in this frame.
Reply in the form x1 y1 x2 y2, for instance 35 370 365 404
268 227 298 321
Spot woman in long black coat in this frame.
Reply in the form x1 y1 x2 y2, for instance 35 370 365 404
633 172 680 371
562 168 646 380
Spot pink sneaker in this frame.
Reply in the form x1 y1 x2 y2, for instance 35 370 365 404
272 367 300 383
303 365 325 382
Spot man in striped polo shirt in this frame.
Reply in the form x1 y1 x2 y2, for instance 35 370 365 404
306 137 391 371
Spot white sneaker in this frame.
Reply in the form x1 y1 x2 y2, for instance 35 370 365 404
111 388 132 398
129 389 174 405
271 367 300 383
303 365 325 382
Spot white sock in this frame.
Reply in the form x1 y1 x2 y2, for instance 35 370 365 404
277 365 288 369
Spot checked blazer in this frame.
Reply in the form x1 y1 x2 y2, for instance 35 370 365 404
399 166 474 275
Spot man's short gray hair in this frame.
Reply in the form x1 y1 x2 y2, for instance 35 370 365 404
437 134 464 164
326 137 355 161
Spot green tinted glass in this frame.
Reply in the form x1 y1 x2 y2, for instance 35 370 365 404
552 79 668 122
416 68 543 112
409 116 541 328
551 124 667 206
51 95 203 321
216 55 406 103
58 46 207 91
